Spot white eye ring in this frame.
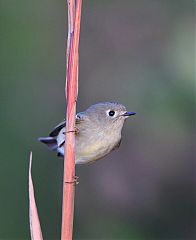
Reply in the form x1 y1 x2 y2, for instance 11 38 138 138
106 110 116 117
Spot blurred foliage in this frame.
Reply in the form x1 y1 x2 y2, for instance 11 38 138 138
0 0 195 239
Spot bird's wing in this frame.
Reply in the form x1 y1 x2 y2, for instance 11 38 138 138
49 121 66 137
49 116 82 137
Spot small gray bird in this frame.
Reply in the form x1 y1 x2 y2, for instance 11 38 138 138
38 102 136 165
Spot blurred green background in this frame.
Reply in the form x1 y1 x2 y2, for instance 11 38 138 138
0 0 195 239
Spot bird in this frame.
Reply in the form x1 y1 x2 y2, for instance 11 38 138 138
38 102 136 165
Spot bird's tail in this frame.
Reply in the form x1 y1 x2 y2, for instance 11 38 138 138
38 137 58 151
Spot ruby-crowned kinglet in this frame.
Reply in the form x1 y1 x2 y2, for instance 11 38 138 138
38 102 136 164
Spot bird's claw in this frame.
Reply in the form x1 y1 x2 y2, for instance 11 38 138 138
65 175 79 185
63 127 79 135
74 176 79 185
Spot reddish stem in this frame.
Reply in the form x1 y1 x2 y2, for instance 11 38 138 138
29 152 43 240
61 1 82 240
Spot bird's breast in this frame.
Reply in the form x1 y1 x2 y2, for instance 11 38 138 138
56 126 122 165
75 131 121 164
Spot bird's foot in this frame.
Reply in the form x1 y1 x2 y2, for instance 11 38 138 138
63 127 79 135
65 175 79 185
74 176 79 185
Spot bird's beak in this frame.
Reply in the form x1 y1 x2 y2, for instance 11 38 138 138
121 111 136 117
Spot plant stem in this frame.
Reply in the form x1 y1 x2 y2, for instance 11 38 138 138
61 1 82 239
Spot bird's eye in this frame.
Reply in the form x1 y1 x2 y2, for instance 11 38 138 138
108 110 115 117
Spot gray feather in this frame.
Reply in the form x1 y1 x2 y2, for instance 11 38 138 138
49 121 66 137
38 137 58 151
